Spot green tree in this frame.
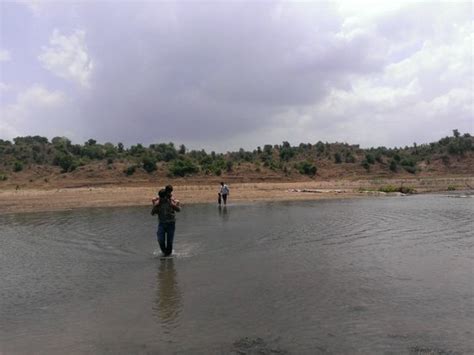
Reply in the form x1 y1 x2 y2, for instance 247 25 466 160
142 156 157 173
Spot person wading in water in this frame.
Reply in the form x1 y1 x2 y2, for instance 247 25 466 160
152 185 181 257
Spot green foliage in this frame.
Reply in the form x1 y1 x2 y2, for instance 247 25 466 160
378 185 415 194
296 161 317 176
361 160 370 171
169 158 199 177
0 174 7 181
389 160 397 172
54 154 77 173
1 130 472 177
142 156 157 173
279 141 295 161
400 158 415 167
365 153 375 164
124 165 136 176
447 185 456 191
14 161 24 172
345 153 356 163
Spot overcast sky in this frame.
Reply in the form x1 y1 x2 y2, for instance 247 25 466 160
0 0 472 152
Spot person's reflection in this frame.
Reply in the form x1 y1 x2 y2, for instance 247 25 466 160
218 205 229 221
153 258 182 330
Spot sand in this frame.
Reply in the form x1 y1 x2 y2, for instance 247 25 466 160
1 176 472 214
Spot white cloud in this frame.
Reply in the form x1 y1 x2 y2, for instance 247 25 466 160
0 49 11 62
0 84 72 138
39 29 93 87
0 82 11 93
16 0 43 16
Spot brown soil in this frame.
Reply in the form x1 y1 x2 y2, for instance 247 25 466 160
1 176 472 215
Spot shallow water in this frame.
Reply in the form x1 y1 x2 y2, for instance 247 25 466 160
1 194 473 354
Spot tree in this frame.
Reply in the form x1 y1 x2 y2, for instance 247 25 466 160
334 152 342 164
178 144 186 155
117 142 124 153
453 129 460 138
142 156 157 173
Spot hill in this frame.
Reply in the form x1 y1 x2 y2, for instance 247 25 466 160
0 130 473 189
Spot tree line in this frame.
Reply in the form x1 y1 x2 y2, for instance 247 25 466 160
0 130 472 179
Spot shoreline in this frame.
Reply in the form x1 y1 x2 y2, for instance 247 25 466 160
1 177 472 215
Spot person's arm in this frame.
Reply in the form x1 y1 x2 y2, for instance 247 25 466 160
152 197 160 205
171 203 181 212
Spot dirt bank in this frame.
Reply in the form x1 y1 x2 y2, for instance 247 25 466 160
0 176 472 214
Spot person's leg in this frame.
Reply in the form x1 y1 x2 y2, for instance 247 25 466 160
164 222 176 256
223 193 227 205
157 223 166 254
218 193 221 205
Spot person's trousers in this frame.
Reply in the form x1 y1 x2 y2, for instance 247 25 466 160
157 222 175 256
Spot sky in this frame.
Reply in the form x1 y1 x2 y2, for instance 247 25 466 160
0 0 472 152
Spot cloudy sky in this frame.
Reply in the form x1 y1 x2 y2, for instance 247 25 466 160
0 1 472 151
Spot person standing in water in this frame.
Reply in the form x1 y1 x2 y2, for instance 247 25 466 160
218 182 230 205
152 186 181 257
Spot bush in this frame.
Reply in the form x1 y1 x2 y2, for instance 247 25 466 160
345 154 355 163
296 161 317 176
54 154 77 173
365 154 375 164
169 158 199 177
142 156 157 173
361 160 370 171
124 165 136 176
389 160 397 172
400 158 415 167
334 152 342 164
403 165 417 174
447 185 456 191
0 174 7 181
14 161 23 172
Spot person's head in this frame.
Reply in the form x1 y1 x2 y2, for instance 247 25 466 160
220 182 224 186
165 185 173 197
158 189 167 199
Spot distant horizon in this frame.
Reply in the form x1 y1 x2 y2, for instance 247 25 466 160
1 1 472 152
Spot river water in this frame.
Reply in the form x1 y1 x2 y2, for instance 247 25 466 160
1 194 473 354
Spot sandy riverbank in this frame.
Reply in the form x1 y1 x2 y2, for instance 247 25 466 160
1 176 472 214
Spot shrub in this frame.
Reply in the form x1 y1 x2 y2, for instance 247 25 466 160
345 154 356 163
14 161 23 172
361 160 370 171
365 154 375 164
296 161 317 176
54 154 77 173
379 185 415 194
400 158 415 167
124 165 136 176
389 160 397 172
169 158 199 177
334 152 342 164
142 156 157 173
0 174 7 181
447 185 456 191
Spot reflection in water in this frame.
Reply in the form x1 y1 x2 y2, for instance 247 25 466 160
218 205 229 221
153 258 182 332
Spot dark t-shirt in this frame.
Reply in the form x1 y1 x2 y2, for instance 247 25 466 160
157 198 179 223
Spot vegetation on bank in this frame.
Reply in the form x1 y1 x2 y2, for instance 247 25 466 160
0 130 472 179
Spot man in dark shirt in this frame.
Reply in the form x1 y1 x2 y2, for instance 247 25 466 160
153 186 181 256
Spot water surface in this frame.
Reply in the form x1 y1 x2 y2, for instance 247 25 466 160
1 195 473 354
